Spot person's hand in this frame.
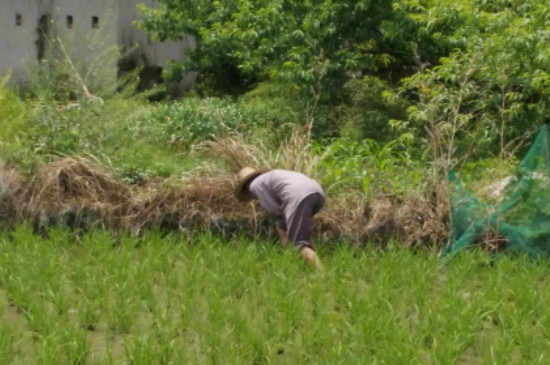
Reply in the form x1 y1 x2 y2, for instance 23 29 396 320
312 255 324 271
277 227 289 250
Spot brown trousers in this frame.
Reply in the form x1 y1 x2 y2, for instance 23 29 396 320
277 193 325 251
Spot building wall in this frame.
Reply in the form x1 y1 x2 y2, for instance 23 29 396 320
0 0 48 85
52 0 118 42
52 0 119 88
118 0 195 66
118 0 196 91
0 0 194 91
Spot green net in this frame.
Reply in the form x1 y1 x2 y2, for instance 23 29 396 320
443 124 550 257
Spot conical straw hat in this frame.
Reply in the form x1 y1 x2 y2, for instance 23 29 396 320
234 167 270 201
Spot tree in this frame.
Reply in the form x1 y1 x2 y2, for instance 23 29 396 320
137 0 413 99
397 0 550 167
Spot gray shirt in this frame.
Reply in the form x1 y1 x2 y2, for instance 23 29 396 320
249 170 324 222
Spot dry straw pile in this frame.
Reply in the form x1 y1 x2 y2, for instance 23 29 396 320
0 162 24 227
19 158 131 230
0 158 255 235
0 139 449 247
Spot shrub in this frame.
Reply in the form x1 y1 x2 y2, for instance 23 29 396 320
339 76 409 142
139 98 243 149
237 83 305 128
0 72 30 150
315 135 426 195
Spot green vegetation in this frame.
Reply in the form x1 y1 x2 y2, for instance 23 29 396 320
138 0 550 169
0 77 428 195
3 1 547 184
2 1 550 363
0 227 548 364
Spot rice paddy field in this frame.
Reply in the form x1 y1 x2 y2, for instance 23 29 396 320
0 227 548 364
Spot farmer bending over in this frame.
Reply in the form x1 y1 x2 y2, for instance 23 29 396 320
235 167 325 269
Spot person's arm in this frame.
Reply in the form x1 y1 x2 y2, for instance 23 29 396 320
276 226 289 250
273 216 289 250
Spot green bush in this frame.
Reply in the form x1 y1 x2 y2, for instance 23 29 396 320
315 135 426 195
237 83 304 129
141 98 243 149
339 76 409 142
238 83 342 140
0 73 30 148
137 90 327 150
2 99 110 161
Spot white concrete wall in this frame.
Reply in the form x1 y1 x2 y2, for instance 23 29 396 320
0 0 195 90
0 0 47 85
51 0 119 88
118 0 196 90
119 0 194 64
52 0 118 39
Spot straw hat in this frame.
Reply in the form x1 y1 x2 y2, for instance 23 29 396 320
234 167 270 202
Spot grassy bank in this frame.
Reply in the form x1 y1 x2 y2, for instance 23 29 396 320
0 227 548 364
1 79 449 245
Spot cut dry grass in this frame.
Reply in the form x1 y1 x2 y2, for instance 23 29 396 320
0 154 451 248
360 192 449 247
0 121 451 246
0 161 24 227
17 157 132 230
0 158 262 236
127 174 254 234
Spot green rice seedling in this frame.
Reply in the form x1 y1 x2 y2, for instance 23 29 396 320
123 334 162 365
24 301 63 341
28 302 88 365
32 326 88 365
33 333 61 365
5 227 550 363
86 326 127 365
57 324 89 365
42 272 70 316
105 284 140 334
75 296 102 331
123 319 179 365
70 255 109 330
0 324 19 364
2 273 32 313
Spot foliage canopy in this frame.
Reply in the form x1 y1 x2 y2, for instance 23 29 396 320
138 0 550 161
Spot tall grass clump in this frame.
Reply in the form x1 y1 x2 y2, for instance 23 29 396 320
315 135 428 195
131 97 244 151
201 122 320 178
0 72 30 144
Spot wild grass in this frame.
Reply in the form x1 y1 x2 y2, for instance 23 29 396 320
200 123 320 178
0 227 549 364
0 74 523 249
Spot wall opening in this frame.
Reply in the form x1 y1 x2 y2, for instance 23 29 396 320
16 14 22 26
66 15 73 29
36 15 50 61
92 16 99 29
